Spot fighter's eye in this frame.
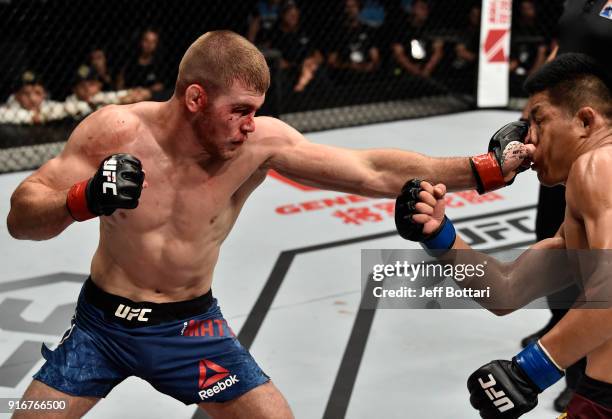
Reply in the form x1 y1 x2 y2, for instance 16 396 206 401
234 108 251 116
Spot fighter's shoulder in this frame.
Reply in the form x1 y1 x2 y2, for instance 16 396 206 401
252 116 304 146
67 105 142 155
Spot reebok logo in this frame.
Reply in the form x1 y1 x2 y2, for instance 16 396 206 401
478 374 515 413
197 359 239 400
114 304 151 322
102 157 118 195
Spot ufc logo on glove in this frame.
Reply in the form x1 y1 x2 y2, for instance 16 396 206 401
479 374 515 413
102 157 118 195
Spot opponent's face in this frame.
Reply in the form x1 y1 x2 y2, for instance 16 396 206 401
525 91 582 186
194 82 265 160
15 84 45 111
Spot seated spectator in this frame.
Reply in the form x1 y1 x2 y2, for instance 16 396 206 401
247 0 282 47
0 70 67 125
64 65 145 119
390 0 444 80
328 0 381 83
269 0 324 93
87 47 115 91
117 28 166 100
509 0 547 96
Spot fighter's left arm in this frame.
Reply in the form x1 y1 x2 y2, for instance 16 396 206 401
260 117 495 197
540 154 612 369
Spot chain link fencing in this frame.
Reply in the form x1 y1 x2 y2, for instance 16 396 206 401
0 0 564 173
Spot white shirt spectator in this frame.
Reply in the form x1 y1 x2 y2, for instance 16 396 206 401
63 90 129 119
0 95 69 125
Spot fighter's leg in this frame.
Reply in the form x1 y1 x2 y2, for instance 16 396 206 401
12 380 99 419
199 381 293 419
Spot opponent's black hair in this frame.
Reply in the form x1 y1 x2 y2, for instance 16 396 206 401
524 53 612 120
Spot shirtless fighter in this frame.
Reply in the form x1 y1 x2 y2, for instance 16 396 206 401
7 31 529 418
395 53 612 418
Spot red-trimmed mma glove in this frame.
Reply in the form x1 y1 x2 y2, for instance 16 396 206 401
467 341 564 419
394 179 456 256
66 153 145 221
470 120 530 194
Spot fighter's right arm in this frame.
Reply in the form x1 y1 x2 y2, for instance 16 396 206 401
7 106 138 240
395 180 573 314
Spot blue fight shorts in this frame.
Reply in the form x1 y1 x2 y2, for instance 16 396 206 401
33 277 269 404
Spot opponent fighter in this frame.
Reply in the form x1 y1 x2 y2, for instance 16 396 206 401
7 30 528 418
396 53 612 418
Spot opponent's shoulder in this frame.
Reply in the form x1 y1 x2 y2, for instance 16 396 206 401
65 104 142 157
568 147 612 186
567 147 612 212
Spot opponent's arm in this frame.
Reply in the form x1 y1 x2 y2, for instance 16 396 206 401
395 180 573 313
7 107 142 240
262 117 531 197
395 180 570 418
539 153 612 368
464 154 612 419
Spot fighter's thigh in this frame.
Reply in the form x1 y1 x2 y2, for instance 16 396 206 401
12 380 99 419
199 381 293 419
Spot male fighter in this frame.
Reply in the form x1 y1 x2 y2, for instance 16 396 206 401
395 53 612 417
7 30 528 418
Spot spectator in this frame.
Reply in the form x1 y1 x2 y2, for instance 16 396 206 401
509 0 548 96
328 0 381 83
87 47 115 91
269 0 324 93
448 4 481 94
117 28 166 100
0 70 67 125
390 0 444 80
64 65 144 120
247 0 282 47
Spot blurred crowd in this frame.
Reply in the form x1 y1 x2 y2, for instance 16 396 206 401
0 0 560 125
0 28 168 125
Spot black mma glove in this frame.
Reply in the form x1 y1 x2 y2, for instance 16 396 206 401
470 120 530 194
67 153 145 221
467 341 564 419
395 179 456 254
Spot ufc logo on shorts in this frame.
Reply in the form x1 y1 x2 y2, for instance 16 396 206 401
114 304 151 322
479 374 515 413
102 157 118 195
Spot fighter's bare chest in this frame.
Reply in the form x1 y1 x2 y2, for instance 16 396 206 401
113 157 255 237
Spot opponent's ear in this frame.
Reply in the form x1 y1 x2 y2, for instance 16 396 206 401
576 106 597 133
184 84 207 113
